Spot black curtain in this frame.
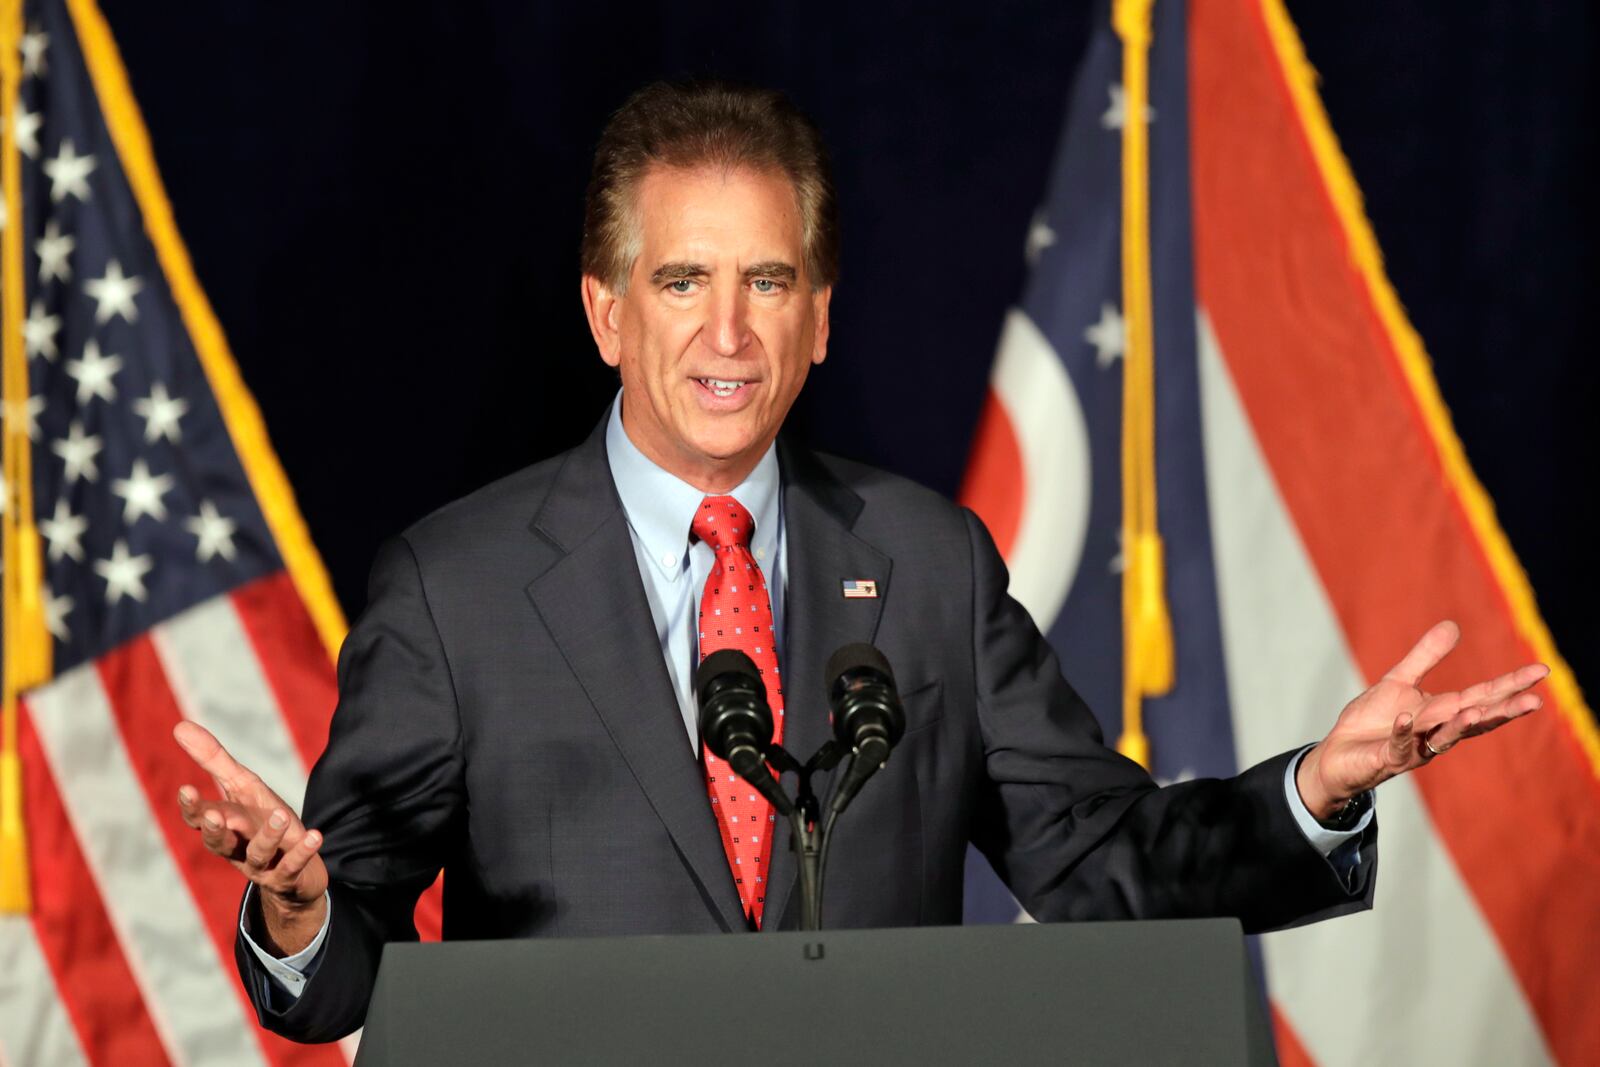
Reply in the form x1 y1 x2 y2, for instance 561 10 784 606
99 1 1597 706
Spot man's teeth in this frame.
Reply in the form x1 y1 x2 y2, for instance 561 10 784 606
700 378 746 397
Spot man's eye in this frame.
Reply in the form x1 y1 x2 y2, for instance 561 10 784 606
751 278 784 294
667 279 695 294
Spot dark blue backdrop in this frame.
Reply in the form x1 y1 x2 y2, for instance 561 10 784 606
98 1 1597 707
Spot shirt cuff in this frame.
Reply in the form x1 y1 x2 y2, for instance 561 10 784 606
238 885 332 1000
1284 744 1374 856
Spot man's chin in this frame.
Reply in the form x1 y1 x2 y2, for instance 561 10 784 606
677 426 773 477
688 437 760 465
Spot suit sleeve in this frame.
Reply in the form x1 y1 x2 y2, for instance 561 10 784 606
235 535 466 1042
961 510 1375 933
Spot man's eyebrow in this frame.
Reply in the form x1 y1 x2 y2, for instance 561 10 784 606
743 261 798 281
649 262 709 284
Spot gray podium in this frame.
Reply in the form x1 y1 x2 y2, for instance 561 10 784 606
353 919 1277 1066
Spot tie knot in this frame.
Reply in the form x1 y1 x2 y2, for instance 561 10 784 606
691 495 754 551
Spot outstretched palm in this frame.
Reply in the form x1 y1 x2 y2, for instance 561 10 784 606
1295 621 1548 820
173 721 328 908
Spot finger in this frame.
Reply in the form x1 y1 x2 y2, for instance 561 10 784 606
1387 712 1420 770
1454 691 1544 741
1382 620 1461 688
274 828 324 883
196 804 243 860
1424 699 1496 754
1456 662 1550 709
1429 710 1476 753
274 818 309 853
244 809 291 873
1494 690 1544 724
173 721 249 798
176 785 206 829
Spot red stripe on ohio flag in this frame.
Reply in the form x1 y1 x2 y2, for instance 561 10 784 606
1270 1006 1319 1067
1190 2 1600 1063
413 872 444 942
19 703 173 1067
959 389 1026 559
96 638 347 1067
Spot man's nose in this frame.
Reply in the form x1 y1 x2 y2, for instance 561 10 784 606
705 285 750 357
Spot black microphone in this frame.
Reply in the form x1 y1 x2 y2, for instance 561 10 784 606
824 643 906 815
695 649 793 816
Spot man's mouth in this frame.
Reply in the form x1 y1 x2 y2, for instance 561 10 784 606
697 377 749 398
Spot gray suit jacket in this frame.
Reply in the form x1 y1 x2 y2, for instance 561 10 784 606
238 417 1375 1042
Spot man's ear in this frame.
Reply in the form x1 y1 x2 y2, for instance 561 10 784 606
581 274 623 367
810 285 832 366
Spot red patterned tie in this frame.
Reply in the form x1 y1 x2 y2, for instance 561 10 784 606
692 495 783 928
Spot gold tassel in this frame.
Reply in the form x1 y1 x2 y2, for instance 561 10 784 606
12 525 52 687
1133 531 1174 696
0 746 29 912
1113 0 1174 771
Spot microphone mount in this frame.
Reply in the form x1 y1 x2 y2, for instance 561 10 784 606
696 644 905 933
762 739 843 932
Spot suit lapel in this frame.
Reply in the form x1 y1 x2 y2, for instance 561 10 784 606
763 442 891 930
524 423 746 932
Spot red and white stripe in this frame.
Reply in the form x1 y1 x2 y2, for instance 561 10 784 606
1188 1 1600 1061
968 297 1593 1065
0 878 93 1067
1197 313 1557 1066
0 573 352 1067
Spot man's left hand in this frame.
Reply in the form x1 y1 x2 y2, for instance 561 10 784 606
1295 620 1548 822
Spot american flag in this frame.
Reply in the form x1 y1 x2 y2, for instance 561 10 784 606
0 3 434 1064
960 0 1600 1065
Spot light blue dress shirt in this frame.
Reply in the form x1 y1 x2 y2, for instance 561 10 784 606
242 389 1369 998
603 392 786 749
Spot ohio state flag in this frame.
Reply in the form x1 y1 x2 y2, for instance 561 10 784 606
960 2 1600 1065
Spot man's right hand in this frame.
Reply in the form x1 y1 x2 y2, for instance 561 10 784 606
174 721 328 958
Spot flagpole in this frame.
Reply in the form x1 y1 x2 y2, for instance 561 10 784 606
1113 0 1174 771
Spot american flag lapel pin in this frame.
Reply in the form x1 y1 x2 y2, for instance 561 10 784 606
841 579 878 599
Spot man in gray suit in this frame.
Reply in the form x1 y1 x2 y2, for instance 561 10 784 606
173 82 1548 1043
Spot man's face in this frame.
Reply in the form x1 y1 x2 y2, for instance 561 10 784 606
583 164 831 491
